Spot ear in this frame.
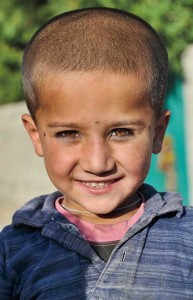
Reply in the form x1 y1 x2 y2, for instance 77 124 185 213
22 114 44 157
153 110 171 154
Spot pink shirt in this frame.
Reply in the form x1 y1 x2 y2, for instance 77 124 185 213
55 197 144 243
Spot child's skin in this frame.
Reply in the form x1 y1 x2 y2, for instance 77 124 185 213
22 70 170 224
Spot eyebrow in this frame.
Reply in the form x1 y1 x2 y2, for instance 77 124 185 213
47 122 82 128
46 120 146 129
107 120 146 128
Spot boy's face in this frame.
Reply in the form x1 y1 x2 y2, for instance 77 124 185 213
23 71 170 215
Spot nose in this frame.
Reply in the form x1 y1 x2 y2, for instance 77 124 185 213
80 138 115 175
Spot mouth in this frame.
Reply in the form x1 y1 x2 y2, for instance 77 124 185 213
76 178 121 194
81 180 115 188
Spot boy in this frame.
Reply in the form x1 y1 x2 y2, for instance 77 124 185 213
1 7 193 300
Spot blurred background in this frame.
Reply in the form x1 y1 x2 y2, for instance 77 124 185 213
1 0 193 228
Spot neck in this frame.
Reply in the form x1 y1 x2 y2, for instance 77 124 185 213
60 192 144 225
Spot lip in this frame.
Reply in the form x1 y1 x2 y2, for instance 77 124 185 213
76 178 121 195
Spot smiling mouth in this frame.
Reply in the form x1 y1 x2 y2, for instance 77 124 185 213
80 179 118 188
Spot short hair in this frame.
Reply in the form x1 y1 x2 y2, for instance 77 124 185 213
22 7 168 119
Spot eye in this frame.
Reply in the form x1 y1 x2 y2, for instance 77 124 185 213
55 130 80 140
110 128 135 139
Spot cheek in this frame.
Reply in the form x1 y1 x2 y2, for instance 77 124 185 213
120 142 152 174
43 143 77 177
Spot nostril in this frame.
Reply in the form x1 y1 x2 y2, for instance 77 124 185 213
84 165 118 176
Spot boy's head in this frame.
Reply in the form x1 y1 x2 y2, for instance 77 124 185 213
22 7 168 120
22 7 170 219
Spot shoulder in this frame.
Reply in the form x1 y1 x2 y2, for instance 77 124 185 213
0 223 48 264
150 205 193 245
0 191 62 260
179 205 193 227
11 191 62 227
140 183 193 229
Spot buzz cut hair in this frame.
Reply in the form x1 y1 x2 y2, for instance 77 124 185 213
22 7 168 120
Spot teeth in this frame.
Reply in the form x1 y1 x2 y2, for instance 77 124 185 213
98 182 106 187
82 181 112 188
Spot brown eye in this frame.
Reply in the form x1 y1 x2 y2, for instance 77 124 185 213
55 130 80 140
110 128 134 138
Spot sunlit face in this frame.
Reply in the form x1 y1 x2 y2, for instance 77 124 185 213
23 71 169 217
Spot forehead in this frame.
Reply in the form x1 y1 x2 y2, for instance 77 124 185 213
39 70 148 102
36 71 153 122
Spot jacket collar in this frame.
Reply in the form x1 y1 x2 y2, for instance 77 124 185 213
12 191 63 228
138 184 183 218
